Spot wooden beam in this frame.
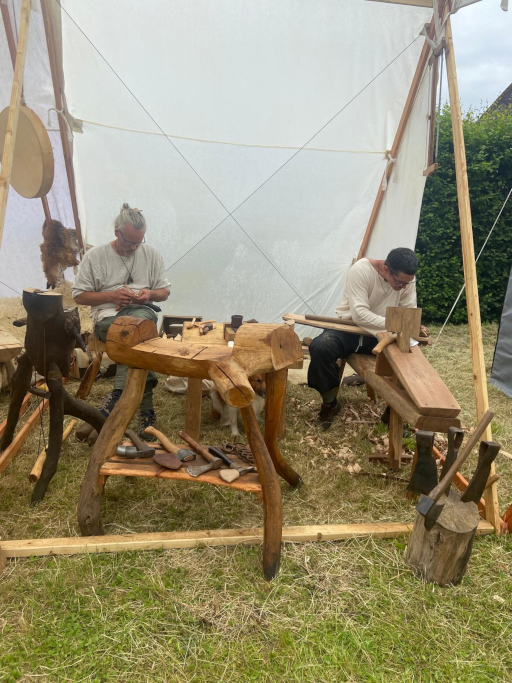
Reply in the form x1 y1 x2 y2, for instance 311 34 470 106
40 0 84 251
366 0 433 7
445 18 501 533
0 520 494 559
0 398 49 475
357 17 434 259
0 0 31 253
423 162 439 177
427 55 439 167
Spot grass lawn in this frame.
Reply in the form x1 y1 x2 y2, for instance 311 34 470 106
1 323 511 682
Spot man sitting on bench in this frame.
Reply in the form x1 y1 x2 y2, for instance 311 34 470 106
308 248 419 429
72 203 170 438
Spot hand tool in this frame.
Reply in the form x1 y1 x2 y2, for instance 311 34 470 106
407 431 438 495
144 426 196 461
460 440 501 504
207 445 256 482
199 323 214 335
440 426 464 485
416 410 493 530
178 431 223 477
116 429 155 458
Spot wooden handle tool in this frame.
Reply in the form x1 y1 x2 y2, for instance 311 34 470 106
144 426 195 461
417 410 493 526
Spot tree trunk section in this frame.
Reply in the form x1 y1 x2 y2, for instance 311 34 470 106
405 490 481 586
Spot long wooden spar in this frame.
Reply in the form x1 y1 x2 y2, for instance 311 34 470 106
0 0 31 253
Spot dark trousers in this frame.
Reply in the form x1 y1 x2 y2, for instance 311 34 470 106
307 330 377 395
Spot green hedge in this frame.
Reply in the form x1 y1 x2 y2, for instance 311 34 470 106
416 105 512 323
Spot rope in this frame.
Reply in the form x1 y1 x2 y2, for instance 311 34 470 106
55 0 420 313
78 119 387 155
429 186 512 354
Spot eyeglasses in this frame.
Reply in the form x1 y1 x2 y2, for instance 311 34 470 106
390 272 416 288
116 230 146 247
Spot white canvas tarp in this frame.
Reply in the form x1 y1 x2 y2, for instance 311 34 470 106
1 0 433 325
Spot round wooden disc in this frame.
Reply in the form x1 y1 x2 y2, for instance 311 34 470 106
0 105 54 198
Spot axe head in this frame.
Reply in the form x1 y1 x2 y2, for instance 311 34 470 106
116 444 155 459
416 494 444 531
186 463 215 478
416 494 435 517
176 449 196 462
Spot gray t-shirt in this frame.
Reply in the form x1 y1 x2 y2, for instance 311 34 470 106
72 242 171 322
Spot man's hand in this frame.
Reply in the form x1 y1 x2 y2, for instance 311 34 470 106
109 288 133 307
420 325 430 337
133 288 152 304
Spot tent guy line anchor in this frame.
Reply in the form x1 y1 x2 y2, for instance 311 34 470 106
55 0 421 314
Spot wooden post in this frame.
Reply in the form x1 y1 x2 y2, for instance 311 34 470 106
444 19 500 532
0 0 31 253
40 0 84 251
185 377 203 441
357 19 434 259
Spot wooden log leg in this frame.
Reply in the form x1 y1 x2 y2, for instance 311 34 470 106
264 370 301 487
241 404 282 580
62 389 106 434
0 352 33 451
185 377 203 441
278 369 288 439
366 384 376 402
388 408 403 470
77 368 148 536
75 353 102 400
31 364 64 503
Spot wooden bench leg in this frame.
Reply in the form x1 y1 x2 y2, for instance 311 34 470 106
242 404 282 580
185 377 202 441
366 384 376 402
77 368 148 536
76 352 102 400
388 407 403 470
264 370 301 487
278 369 288 439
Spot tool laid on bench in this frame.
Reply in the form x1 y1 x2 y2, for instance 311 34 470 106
440 426 464 485
116 429 156 459
144 426 196 462
460 440 501 504
407 431 437 496
416 410 493 530
178 431 224 477
208 445 256 483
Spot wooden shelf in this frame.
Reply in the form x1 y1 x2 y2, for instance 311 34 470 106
100 445 261 495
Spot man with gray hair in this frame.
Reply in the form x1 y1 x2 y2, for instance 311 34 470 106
72 203 171 438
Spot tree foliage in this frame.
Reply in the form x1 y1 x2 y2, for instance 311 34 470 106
416 104 512 323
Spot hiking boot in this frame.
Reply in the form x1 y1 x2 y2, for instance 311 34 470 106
137 409 157 440
99 389 122 418
317 398 342 430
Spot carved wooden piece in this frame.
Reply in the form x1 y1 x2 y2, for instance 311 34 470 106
106 317 302 408
241 404 283 580
264 369 301 487
385 307 422 353
78 368 148 536
405 490 480 586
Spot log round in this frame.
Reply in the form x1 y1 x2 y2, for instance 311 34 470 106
405 491 481 586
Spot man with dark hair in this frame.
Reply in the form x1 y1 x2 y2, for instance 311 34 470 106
308 248 421 429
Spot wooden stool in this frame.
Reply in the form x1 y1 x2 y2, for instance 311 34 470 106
77 318 303 580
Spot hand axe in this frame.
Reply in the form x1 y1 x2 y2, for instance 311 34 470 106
124 429 155 458
208 446 256 482
416 410 493 530
407 431 437 495
144 426 196 461
440 426 464 486
177 431 223 477
460 440 501 504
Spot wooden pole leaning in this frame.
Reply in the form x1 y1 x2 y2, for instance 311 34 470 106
444 18 500 532
0 0 31 253
77 368 148 536
241 404 283 580
357 18 434 259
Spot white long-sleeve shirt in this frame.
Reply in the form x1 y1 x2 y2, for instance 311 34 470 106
334 258 417 336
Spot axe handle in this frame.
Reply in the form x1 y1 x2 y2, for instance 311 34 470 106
144 426 180 455
179 431 215 462
428 410 493 503
125 429 154 453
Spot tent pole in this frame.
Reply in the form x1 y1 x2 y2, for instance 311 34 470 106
40 0 84 252
1 0 53 227
357 19 434 259
445 17 501 532
0 0 31 254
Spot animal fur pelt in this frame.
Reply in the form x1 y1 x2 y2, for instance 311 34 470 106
40 220 80 289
